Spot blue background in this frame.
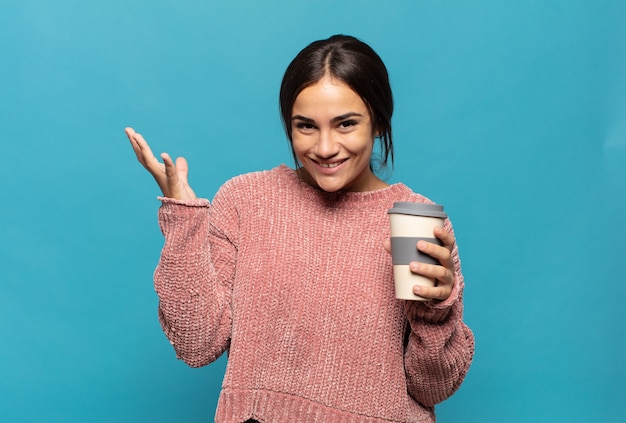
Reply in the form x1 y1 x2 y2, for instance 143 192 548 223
1 1 625 422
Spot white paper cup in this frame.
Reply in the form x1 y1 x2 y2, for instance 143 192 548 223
388 202 447 301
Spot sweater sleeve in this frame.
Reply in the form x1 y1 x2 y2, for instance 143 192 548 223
154 190 238 368
403 218 475 406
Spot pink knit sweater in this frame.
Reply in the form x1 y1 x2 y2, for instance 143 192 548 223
154 165 474 423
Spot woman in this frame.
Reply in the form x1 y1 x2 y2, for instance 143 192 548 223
126 34 474 423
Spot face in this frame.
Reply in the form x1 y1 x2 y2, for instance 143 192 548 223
291 76 387 193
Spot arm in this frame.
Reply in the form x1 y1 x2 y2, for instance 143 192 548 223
154 196 235 368
402 221 475 406
124 127 235 367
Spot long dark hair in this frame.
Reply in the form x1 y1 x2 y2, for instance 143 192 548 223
279 35 394 170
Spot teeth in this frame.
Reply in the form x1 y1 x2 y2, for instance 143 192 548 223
319 161 344 168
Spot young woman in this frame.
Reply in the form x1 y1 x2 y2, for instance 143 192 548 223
126 34 474 423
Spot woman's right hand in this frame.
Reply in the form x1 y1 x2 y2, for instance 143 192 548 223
125 127 197 200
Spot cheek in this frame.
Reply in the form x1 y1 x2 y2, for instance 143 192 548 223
290 135 306 155
290 136 314 164
350 134 375 157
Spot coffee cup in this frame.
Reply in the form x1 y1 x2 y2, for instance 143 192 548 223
388 202 447 301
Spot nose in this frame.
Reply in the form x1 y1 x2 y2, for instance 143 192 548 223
314 129 340 159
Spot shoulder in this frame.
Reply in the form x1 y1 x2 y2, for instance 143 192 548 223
212 165 296 206
217 165 293 194
388 183 436 205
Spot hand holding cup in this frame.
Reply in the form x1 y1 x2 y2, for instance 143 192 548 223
410 226 456 301
387 202 456 301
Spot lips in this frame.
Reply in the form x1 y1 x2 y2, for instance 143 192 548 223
315 158 348 168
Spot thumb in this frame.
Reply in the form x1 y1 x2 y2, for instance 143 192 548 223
175 156 190 186
383 238 391 254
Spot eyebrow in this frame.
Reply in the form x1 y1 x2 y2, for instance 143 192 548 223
291 112 364 124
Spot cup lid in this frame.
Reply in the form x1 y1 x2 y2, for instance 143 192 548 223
387 202 447 218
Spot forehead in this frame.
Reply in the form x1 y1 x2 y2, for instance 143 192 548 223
292 76 369 116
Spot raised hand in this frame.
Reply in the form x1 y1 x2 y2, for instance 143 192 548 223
125 127 197 200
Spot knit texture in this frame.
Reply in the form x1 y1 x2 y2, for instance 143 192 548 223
155 164 474 423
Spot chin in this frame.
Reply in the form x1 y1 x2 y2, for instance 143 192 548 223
315 179 350 193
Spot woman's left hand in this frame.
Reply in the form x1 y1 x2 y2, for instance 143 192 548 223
385 226 456 301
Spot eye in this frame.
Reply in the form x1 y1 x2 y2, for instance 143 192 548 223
294 121 316 132
339 120 358 129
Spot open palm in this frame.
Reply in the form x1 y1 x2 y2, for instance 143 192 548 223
125 127 197 200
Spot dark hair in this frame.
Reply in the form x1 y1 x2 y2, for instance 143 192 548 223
279 34 394 170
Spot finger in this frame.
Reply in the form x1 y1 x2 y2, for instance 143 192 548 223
410 261 455 301
129 132 171 190
383 238 391 254
125 127 142 154
125 128 169 191
125 127 146 165
175 156 190 186
161 152 177 178
126 129 161 171
434 226 455 249
409 261 450 283
413 283 453 301
161 152 180 196
175 157 199 200
417 240 451 265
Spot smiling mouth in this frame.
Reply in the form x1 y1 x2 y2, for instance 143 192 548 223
316 159 347 168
